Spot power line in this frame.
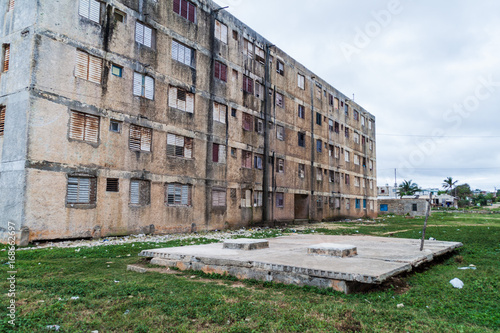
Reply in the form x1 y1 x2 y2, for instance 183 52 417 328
378 167 500 171
377 134 500 138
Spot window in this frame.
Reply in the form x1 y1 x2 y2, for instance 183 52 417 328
255 46 265 64
275 92 284 108
298 164 305 179
370 180 373 189
130 125 154 152
214 61 227 82
130 180 150 205
335 146 340 159
329 93 334 106
276 125 285 141
254 118 263 134
363 199 367 209
168 86 194 113
75 50 102 84
69 111 99 144
242 150 252 168
79 0 100 23
135 21 154 48
316 139 322 153
243 39 253 58
133 72 154 100
106 178 119 192
369 140 373 150
276 60 284 75
361 116 366 127
109 120 121 133
276 158 284 173
167 133 193 158
242 113 252 131
232 69 238 82
2 44 10 72
173 0 196 23
231 108 237 117
114 9 125 23
354 110 359 121
298 132 305 147
370 201 374 211
380 204 388 212
328 145 334 157
243 75 254 94
212 189 226 207
354 177 360 187
369 120 373 130
298 105 305 119
317 197 323 209
129 125 152 152
171 40 194 67
334 121 340 133
355 199 361 209
316 84 321 99
213 102 227 124
166 183 192 206
231 147 236 157
298 74 305 89
346 199 350 210
276 193 284 208
8 0 14 12
254 155 263 170
67 176 97 205
345 174 350 186
316 168 322 181
0 106 5 136
215 20 228 43
344 151 350 163
354 154 360 165
329 170 335 183
369 160 373 170
353 132 360 144
254 191 263 207
328 119 334 132
240 189 252 208
232 30 238 40
316 112 322 125
344 103 349 116
212 143 226 164
111 64 122 77
334 97 339 110
345 127 349 138
255 82 264 99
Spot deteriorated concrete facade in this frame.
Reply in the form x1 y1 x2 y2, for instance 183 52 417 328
0 0 377 244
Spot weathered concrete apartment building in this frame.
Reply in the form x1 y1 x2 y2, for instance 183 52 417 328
0 0 377 244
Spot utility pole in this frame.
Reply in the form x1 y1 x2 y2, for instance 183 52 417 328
394 168 397 198
262 43 273 223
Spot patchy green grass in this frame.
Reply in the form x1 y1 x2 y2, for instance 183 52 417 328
1 213 499 332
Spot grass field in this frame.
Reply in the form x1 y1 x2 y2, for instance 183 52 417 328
1 212 499 332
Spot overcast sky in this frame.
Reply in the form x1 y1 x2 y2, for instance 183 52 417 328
215 0 500 192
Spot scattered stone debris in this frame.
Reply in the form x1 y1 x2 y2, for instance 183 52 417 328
46 325 60 331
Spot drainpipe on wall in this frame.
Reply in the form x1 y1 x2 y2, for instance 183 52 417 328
309 77 316 221
262 44 273 224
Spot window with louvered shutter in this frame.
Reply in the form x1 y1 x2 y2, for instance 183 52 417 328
242 150 252 169
133 72 154 100
0 106 5 136
166 183 191 206
67 176 96 204
2 45 10 72
276 92 284 108
277 159 284 173
8 0 15 11
242 113 252 131
277 60 284 75
130 180 150 205
276 193 284 208
135 21 154 48
167 133 193 158
214 61 227 82
212 144 226 164
173 0 196 23
106 178 119 192
215 20 228 43
171 40 194 67
69 111 99 143
79 0 100 23
253 191 263 207
129 125 152 152
243 76 253 94
255 46 265 64
212 189 226 207
298 74 305 89
75 50 102 84
213 102 226 124
130 180 140 204
276 126 284 141
243 39 253 58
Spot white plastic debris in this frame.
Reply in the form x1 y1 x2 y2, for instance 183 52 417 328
124 310 130 315
46 325 60 331
91 331 99 333
458 266 476 270
449 278 464 289
70 296 80 300
429 237 436 241
397 303 404 308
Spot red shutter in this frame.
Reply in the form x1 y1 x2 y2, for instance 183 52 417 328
0 106 5 136
8 0 15 11
188 3 196 22
212 143 219 163
214 61 220 79
181 0 188 19
173 0 180 14
221 64 227 82
69 112 86 141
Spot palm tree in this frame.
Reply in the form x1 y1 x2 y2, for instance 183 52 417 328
397 180 421 198
442 177 458 197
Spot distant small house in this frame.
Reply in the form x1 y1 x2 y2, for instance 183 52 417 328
433 194 458 208
378 197 429 217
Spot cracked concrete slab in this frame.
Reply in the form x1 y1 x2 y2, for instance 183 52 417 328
139 235 462 294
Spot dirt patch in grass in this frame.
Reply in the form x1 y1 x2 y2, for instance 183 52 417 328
335 310 362 332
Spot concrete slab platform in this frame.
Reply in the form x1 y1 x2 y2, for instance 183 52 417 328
139 235 462 294
223 238 269 250
308 243 357 257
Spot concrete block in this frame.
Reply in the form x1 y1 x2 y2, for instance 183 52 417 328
308 243 357 257
223 239 269 250
127 265 147 273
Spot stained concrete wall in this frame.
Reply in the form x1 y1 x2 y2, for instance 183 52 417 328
1 0 377 244
378 198 429 217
